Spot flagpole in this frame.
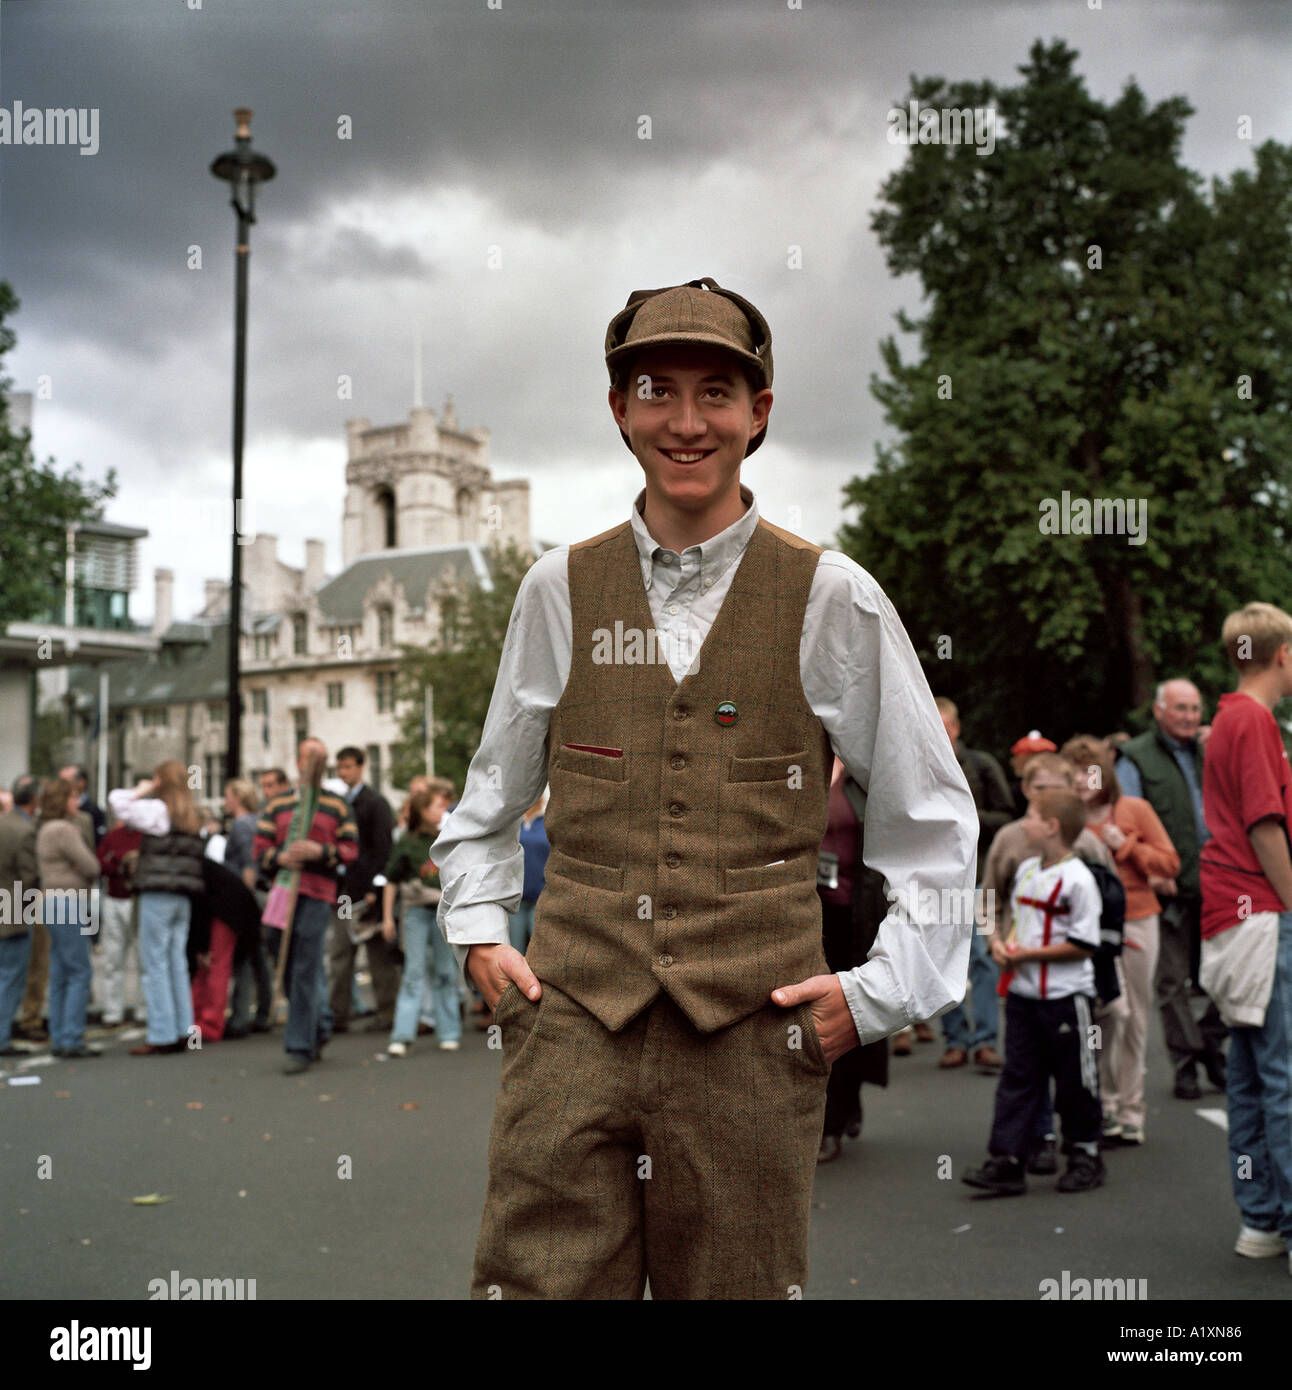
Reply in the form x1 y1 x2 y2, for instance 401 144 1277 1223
424 685 434 777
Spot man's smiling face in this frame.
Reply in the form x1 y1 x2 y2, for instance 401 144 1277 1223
609 344 771 510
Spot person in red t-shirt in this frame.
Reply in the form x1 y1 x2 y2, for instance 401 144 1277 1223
1199 601 1292 1270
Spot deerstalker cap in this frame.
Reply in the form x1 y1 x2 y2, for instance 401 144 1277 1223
605 276 773 456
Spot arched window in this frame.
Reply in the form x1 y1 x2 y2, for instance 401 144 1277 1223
376 487 397 549
456 487 475 541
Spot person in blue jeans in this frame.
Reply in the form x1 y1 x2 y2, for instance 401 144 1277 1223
34 776 104 1059
1197 609 1292 1268
1221 913 1292 1259
252 739 359 1075
934 697 1014 1070
506 792 549 954
384 781 458 1056
109 763 207 1056
0 775 40 1056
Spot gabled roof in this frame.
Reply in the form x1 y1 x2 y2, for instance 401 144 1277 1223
68 626 230 707
313 542 491 623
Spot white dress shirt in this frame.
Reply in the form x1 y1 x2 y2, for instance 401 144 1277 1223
431 482 977 1044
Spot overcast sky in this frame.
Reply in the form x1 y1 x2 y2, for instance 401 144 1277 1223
2 0 1288 623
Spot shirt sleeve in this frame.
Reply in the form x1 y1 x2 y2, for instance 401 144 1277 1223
1114 756 1143 799
802 553 979 1043
66 822 103 881
107 788 170 836
253 799 285 874
430 547 570 977
1116 797 1180 879
1065 868 1102 950
1236 712 1288 831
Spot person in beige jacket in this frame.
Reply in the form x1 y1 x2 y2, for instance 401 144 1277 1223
34 777 103 1059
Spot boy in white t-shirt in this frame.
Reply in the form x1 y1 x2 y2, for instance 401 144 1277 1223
963 789 1106 1196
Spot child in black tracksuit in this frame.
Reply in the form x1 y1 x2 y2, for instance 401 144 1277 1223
963 788 1105 1195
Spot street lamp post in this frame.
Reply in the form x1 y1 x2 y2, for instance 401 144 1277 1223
211 107 275 783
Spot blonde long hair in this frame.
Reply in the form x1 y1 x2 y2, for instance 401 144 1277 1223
154 760 201 834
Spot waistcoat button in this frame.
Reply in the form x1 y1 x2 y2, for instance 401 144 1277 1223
672 706 689 721
668 803 683 818
670 755 685 770
665 852 680 868
658 953 674 968
662 904 677 918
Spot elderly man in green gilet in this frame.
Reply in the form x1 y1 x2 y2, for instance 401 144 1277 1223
1117 678 1228 1100
432 278 978 1300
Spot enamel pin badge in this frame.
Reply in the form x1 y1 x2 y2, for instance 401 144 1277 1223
714 701 738 726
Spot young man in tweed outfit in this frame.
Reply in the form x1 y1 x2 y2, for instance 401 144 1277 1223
432 277 977 1299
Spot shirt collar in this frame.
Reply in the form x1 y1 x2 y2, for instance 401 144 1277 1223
629 483 759 583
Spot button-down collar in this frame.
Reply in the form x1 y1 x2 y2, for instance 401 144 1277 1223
629 483 759 592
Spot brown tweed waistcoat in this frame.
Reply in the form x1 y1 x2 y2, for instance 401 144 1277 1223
525 514 833 1034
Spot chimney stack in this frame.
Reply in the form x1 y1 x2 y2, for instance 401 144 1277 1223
304 539 326 593
152 568 173 637
204 579 227 615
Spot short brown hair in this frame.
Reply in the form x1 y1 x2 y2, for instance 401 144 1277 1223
1060 735 1120 806
1031 788 1086 848
1221 601 1292 673
1021 753 1074 789
40 776 76 822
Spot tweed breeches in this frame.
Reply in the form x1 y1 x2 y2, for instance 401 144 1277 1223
471 979 830 1300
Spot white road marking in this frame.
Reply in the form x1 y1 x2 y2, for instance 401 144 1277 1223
1196 1108 1228 1131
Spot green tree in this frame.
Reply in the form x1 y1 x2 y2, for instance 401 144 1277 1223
391 538 537 794
839 40 1292 754
0 281 118 626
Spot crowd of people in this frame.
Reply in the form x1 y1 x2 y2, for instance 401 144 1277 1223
2 601 1290 1272
906 601 1287 1279
0 747 549 1071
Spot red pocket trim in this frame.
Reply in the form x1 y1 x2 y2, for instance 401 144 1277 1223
563 743 623 758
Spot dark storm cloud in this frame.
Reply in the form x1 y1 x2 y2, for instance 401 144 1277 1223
1 0 1289 612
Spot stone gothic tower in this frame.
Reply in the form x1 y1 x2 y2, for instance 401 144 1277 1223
341 398 530 565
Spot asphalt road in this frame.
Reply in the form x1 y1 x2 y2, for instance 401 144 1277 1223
2 1001 1286 1303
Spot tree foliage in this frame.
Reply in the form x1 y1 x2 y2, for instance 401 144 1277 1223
391 538 537 794
838 40 1292 755
0 281 117 626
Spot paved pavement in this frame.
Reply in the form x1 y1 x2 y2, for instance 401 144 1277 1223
2 999 1287 1302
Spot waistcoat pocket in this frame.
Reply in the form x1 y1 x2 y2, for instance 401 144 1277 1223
546 846 624 893
726 750 808 784
555 743 628 781
723 851 816 895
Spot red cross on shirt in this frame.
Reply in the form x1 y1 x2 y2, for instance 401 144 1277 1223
1016 877 1069 999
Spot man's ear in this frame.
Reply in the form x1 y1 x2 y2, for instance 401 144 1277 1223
749 387 773 438
608 385 629 432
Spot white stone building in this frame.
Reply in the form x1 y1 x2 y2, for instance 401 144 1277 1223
56 400 535 804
